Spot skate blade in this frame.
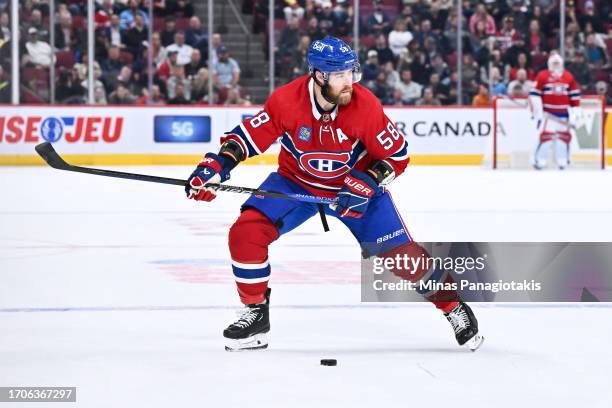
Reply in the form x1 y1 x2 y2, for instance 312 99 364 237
464 334 485 352
224 333 269 352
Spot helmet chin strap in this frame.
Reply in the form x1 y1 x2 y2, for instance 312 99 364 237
313 72 337 105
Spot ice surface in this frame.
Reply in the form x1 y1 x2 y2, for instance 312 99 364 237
1 165 611 407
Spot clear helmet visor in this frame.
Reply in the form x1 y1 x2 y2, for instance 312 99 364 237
326 63 362 84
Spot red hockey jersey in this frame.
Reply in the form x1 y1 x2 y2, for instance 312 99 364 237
222 75 409 198
529 69 580 117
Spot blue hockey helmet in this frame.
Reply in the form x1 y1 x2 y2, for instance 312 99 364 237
308 36 362 82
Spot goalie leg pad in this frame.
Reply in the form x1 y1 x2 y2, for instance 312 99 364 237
554 135 571 168
539 131 554 143
556 131 572 144
534 140 552 168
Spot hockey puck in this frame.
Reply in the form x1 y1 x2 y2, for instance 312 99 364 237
320 359 337 366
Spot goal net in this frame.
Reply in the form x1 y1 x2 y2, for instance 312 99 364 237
488 96 606 169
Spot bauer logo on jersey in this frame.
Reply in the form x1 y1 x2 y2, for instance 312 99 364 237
298 152 351 179
297 126 312 142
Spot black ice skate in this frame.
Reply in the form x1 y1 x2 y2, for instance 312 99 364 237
445 302 484 351
224 288 271 351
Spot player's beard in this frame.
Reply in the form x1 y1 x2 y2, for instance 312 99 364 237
326 85 353 106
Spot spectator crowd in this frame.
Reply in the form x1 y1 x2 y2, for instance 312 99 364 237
265 0 612 106
0 0 250 105
0 0 611 106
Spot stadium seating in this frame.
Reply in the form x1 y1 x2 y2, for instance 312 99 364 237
7 0 610 105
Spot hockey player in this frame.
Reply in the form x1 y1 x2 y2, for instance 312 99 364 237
185 36 484 352
529 51 581 169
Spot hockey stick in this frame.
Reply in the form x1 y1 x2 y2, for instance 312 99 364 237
543 112 575 130
500 95 577 129
34 142 338 206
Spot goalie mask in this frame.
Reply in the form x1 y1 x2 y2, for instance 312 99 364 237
547 52 564 78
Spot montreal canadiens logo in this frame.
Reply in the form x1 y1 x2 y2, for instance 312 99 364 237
298 152 351 179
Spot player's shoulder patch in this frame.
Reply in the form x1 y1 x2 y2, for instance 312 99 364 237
297 126 312 142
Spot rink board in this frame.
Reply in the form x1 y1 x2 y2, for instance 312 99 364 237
2 105 610 166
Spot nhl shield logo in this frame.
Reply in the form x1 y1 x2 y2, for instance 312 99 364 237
298 126 312 142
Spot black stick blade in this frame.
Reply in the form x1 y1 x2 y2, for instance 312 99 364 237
31 143 324 206
35 142 188 186
35 142 70 170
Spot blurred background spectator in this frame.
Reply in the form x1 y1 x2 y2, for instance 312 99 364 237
416 86 441 105
120 0 149 30
56 68 85 104
213 45 241 104
166 31 193 66
108 82 136 104
284 0 305 22
367 0 391 36
24 27 54 68
595 81 612 105
507 68 533 96
0 65 10 102
472 83 490 106
2 0 610 106
394 68 421 105
185 16 206 56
